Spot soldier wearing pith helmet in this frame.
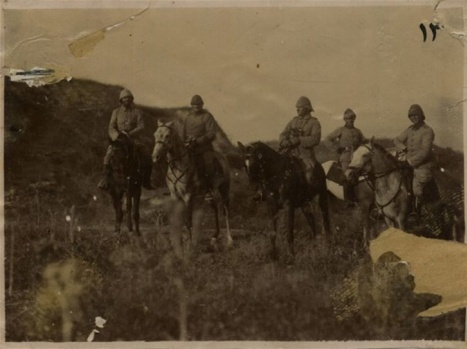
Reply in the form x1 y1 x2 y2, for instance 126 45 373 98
98 88 154 191
279 96 322 186
325 108 365 203
183 94 218 200
394 104 436 221
325 108 365 172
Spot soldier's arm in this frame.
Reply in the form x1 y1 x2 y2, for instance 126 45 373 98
128 109 145 137
324 127 342 148
300 120 321 148
357 128 366 145
279 120 293 142
394 129 408 151
108 109 120 141
407 128 434 167
195 113 216 145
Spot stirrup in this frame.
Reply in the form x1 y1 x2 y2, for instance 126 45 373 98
205 190 214 201
407 211 419 224
252 191 263 202
369 207 380 221
142 182 155 190
98 179 109 191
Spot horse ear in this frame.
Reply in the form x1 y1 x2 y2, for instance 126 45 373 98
157 120 174 127
238 142 245 153
370 136 375 146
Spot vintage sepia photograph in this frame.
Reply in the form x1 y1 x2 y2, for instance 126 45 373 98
2 0 466 346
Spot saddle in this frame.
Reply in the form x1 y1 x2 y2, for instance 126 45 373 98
326 161 347 186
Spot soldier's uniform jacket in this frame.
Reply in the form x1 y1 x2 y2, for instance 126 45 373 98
325 126 365 171
394 122 435 169
108 105 145 143
325 126 364 152
279 114 321 162
183 110 217 154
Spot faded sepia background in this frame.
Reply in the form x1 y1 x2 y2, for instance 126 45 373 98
4 3 464 150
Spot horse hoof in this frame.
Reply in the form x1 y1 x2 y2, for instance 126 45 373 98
226 236 234 248
210 237 218 247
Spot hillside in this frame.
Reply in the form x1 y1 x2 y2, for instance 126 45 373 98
4 77 466 342
4 77 240 204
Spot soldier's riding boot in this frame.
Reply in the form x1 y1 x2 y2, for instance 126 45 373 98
252 186 263 202
343 181 357 208
98 164 112 191
204 176 214 201
407 196 420 225
142 164 155 190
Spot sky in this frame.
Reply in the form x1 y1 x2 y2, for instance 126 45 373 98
4 1 466 151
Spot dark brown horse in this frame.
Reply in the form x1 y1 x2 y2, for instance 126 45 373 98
238 141 331 262
107 137 142 236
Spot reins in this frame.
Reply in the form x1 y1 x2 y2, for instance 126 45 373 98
350 144 404 209
155 125 192 186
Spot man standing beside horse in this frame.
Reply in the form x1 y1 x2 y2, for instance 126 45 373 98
98 88 154 191
325 108 365 203
394 104 436 222
183 94 218 201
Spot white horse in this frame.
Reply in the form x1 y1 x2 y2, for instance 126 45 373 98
152 119 232 257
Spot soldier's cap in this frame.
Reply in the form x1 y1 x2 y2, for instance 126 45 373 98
191 95 204 105
295 96 314 111
408 104 425 120
343 108 356 120
119 89 134 101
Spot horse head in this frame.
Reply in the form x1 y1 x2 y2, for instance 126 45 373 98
346 137 400 181
345 138 375 181
238 141 277 183
152 120 175 164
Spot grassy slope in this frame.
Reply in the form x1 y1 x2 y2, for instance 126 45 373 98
4 77 465 342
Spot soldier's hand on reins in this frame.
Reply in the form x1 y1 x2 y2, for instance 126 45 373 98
185 136 197 150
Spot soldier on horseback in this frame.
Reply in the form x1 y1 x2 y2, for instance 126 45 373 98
278 96 321 180
183 94 217 201
394 104 436 222
325 108 365 203
98 88 154 191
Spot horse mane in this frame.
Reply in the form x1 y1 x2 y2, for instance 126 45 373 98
372 142 399 166
251 141 280 159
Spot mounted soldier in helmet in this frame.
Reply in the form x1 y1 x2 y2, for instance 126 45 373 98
394 104 436 223
278 96 322 189
325 108 365 203
98 88 154 191
183 94 218 201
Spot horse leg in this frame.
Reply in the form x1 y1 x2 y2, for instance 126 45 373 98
319 189 331 238
210 200 221 249
126 192 133 233
170 200 185 258
301 205 316 240
112 193 123 234
223 203 233 248
360 202 372 250
190 196 205 253
267 202 279 260
279 201 295 262
133 188 141 236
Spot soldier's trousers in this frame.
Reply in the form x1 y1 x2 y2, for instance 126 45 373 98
413 167 433 198
103 144 152 169
193 151 215 192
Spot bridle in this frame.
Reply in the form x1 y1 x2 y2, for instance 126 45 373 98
154 124 191 186
348 143 403 209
